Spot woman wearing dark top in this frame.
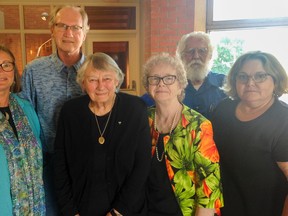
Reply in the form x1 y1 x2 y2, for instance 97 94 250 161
53 52 151 216
212 51 288 216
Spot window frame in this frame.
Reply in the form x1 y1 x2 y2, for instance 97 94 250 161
206 0 288 31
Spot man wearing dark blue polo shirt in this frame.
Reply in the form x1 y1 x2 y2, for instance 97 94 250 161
141 32 226 120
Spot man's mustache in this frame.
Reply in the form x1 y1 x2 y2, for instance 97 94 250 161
186 59 204 68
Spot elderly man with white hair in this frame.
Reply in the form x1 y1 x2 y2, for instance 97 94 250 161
141 31 226 120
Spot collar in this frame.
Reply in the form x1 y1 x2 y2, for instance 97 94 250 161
199 71 224 88
52 52 85 72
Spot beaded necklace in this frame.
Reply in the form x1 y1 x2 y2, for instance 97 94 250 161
154 108 180 162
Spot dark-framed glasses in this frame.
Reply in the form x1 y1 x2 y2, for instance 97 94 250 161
183 47 208 57
0 62 15 72
54 23 83 32
236 72 272 84
147 75 177 85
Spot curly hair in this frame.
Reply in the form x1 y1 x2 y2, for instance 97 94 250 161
142 52 188 102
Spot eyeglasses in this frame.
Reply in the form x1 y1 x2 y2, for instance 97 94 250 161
0 62 14 72
183 47 208 57
236 72 272 84
54 23 83 32
147 75 177 85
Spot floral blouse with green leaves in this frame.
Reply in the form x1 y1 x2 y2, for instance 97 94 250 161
148 105 223 216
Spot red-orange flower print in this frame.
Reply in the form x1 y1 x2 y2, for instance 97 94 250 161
187 170 196 183
166 159 174 180
148 117 153 126
163 135 170 146
215 198 222 216
151 129 158 145
203 179 212 197
191 130 196 141
198 121 219 163
181 114 189 128
150 119 159 156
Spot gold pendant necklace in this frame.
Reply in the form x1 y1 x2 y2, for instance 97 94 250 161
92 95 116 145
154 107 180 162
94 111 112 144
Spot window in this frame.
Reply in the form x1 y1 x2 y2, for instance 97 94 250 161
206 0 288 102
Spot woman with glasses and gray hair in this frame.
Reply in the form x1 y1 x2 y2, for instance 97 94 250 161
211 51 288 216
0 45 45 215
142 52 223 216
53 52 151 216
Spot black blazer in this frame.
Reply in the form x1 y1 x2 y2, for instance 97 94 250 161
54 93 151 216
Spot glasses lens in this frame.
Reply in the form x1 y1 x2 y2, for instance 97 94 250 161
254 73 268 82
163 75 176 85
55 23 65 30
1 62 14 72
198 48 208 55
236 74 248 83
71 25 82 31
148 76 160 85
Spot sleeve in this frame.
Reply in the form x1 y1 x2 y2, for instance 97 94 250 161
0 145 13 215
21 66 36 109
194 119 224 211
272 116 288 162
113 101 152 215
53 107 79 216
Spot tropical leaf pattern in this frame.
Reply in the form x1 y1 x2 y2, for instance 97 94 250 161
148 105 223 216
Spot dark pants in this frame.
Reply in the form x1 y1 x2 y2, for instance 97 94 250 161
43 153 60 216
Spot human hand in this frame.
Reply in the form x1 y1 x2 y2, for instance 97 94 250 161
106 209 122 216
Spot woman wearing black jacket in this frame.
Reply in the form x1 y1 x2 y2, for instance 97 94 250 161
54 52 151 216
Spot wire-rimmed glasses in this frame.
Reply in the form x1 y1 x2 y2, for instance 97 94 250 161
236 72 272 84
54 23 83 32
182 47 208 58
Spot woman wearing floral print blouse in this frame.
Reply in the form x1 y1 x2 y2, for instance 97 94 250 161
0 45 45 215
142 52 223 216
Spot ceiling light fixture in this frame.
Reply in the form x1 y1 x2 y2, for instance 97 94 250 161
41 12 49 21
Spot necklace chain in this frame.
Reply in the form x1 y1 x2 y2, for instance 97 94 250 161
94 111 112 144
93 95 115 144
154 107 180 162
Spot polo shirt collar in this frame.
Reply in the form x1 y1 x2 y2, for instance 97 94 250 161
204 71 220 87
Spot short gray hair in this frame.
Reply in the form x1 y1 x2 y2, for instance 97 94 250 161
77 52 125 92
49 5 90 33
